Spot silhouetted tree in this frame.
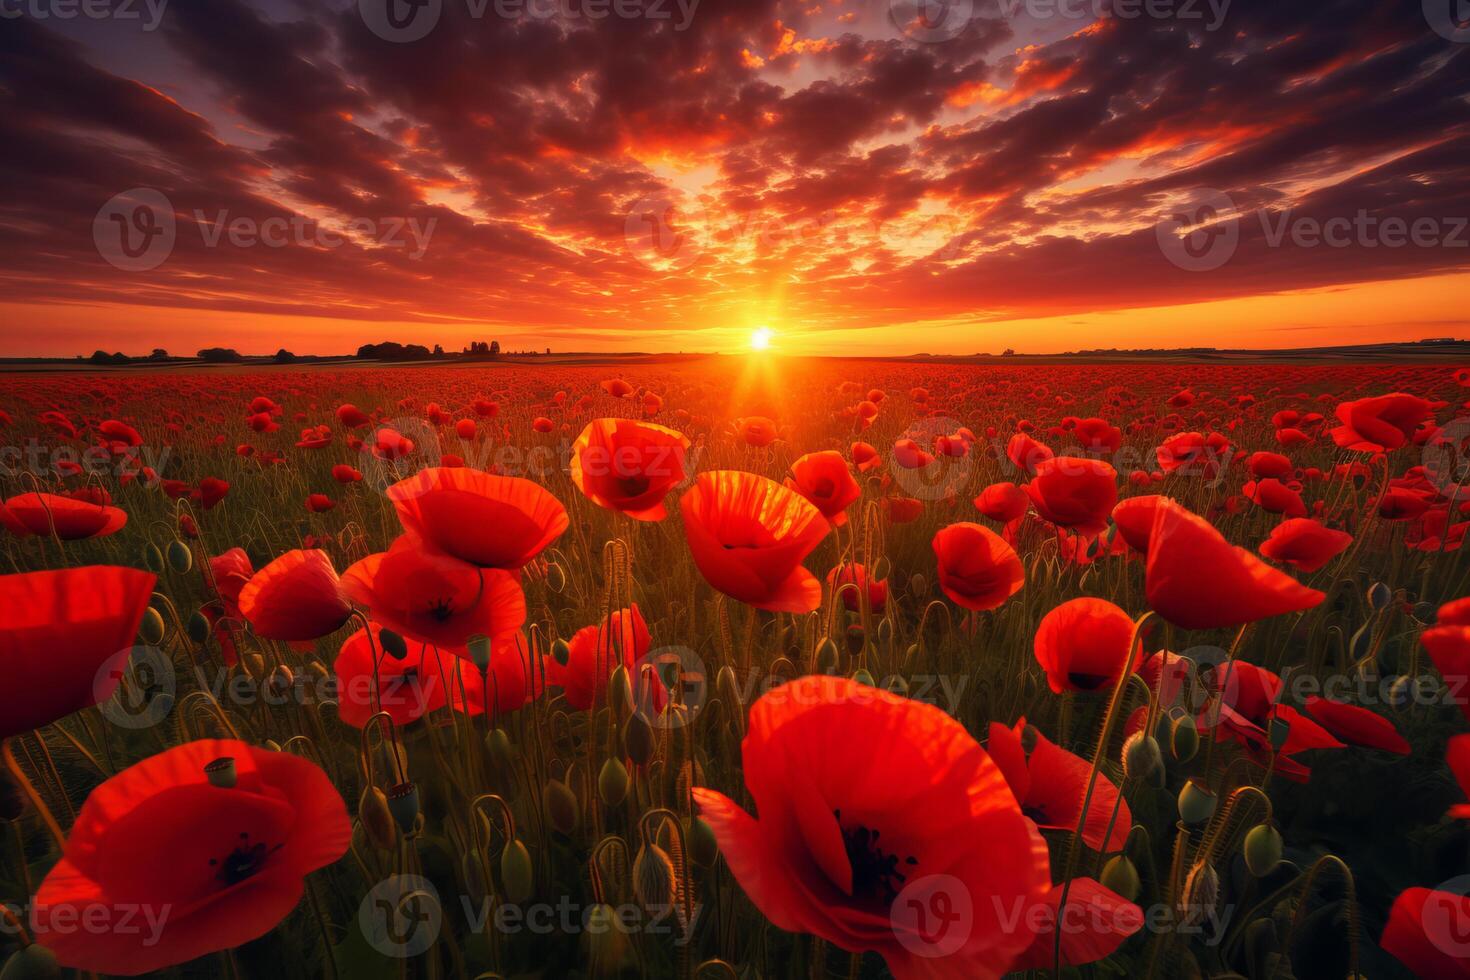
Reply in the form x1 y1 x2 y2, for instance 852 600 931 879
198 347 244 363
274 348 297 364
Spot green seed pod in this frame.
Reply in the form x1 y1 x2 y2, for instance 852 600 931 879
551 637 571 666
1100 854 1141 903
359 786 397 849
598 757 630 807
378 628 409 661
466 634 491 670
1387 674 1414 707
608 665 634 720
815 637 840 674
485 728 516 771
1178 862 1219 928
1243 824 1283 877
166 539 193 574
876 618 893 644
266 664 295 699
853 667 875 687
462 848 488 903
500 838 535 904
624 711 655 766
1171 713 1199 762
686 816 718 868
386 782 420 833
908 572 927 596
139 606 166 646
633 843 678 914
143 542 165 574
203 756 237 788
1122 732 1165 787
1178 780 1218 825
0 944 60 980
186 610 211 644
546 778 579 835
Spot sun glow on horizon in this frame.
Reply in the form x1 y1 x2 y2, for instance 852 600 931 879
750 326 774 350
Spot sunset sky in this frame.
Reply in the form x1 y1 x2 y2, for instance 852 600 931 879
2 0 1467 356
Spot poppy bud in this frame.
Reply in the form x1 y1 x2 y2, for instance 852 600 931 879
501 838 535 904
633 843 678 914
686 816 718 868
139 605 166 646
462 848 488 903
608 665 634 720
1243 824 1283 877
167 539 193 574
358 786 397 849
143 542 165 574
584 902 635 973
1387 674 1417 707
1349 622 1372 661
551 637 571 666
186 610 211 644
1171 714 1199 762
267 664 295 699
466 634 491 670
1100 854 1141 903
386 782 420 834
1178 779 1217 824
546 779 579 835
815 637 840 674
852 667 875 687
843 624 865 657
203 756 236 788
0 944 60 980
624 711 655 766
908 573 927 596
1178 861 1219 928
1368 582 1392 610
1122 732 1165 787
378 628 409 661
598 757 630 807
485 728 516 771
877 618 893 644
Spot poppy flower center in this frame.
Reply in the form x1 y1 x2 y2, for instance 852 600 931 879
426 597 458 622
210 832 282 887
834 810 915 904
616 475 651 498
1067 671 1111 690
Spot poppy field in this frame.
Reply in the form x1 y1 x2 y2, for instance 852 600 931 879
5 357 1470 979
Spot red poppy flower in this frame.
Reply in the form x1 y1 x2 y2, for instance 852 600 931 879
681 471 829 612
1201 662 1341 777
570 418 691 521
305 493 335 513
733 416 778 447
1007 432 1054 475
336 403 371 428
988 718 1131 852
1156 431 1230 477
1380 486 1433 521
932 523 1024 612
3 492 128 539
1072 417 1122 456
1145 501 1324 629
332 464 363 483
1301 696 1409 754
389 467 568 569
1243 478 1306 518
209 548 254 617
692 676 1051 979
1380 887 1470 978
1247 451 1294 479
237 549 352 642
1009 878 1144 969
1110 495 1173 553
882 496 924 523
851 441 881 472
373 428 415 460
785 450 861 527
546 605 651 711
1331 392 1435 452
0 566 155 741
1447 735 1470 819
342 534 526 650
532 416 555 433
601 378 634 398
826 563 888 612
1033 598 1141 694
333 623 486 727
974 482 1029 523
32 739 350 975
1023 457 1117 537
1258 518 1352 572
1422 621 1470 723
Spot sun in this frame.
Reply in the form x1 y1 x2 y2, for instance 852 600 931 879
750 326 774 351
